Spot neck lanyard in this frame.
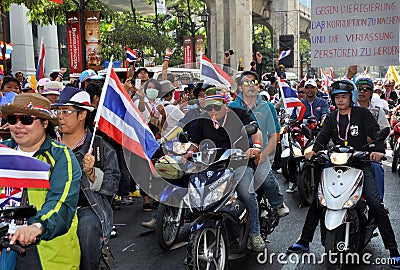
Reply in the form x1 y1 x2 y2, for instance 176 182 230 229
62 130 87 150
336 111 351 146
212 110 228 129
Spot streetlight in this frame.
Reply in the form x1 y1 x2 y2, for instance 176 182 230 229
177 2 209 67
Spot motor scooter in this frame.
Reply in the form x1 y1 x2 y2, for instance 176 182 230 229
185 124 280 270
315 127 389 270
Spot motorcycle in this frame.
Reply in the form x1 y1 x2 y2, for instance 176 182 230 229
0 205 40 256
153 130 192 250
315 127 389 270
185 124 280 270
281 117 319 206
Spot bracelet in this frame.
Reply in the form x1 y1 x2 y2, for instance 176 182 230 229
164 55 170 62
252 143 262 149
58 73 63 78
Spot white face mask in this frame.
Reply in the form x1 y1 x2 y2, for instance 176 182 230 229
146 88 159 100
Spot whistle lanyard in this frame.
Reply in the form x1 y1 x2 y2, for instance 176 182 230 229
336 111 351 146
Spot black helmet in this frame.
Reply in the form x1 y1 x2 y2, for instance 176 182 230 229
330 79 356 106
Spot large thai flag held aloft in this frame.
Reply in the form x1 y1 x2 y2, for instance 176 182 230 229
279 79 306 121
0 144 51 189
277 50 291 61
92 61 159 175
200 54 232 87
126 46 139 62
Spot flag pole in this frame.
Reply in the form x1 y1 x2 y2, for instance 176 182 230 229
88 56 114 153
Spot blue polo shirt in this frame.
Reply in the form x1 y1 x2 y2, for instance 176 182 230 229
229 93 279 149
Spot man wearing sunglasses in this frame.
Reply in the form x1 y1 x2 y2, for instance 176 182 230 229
185 87 267 251
229 71 289 218
53 87 120 270
286 79 400 269
381 80 398 108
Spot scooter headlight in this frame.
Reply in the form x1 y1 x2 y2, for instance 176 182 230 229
292 145 303 157
329 153 351 165
204 181 227 207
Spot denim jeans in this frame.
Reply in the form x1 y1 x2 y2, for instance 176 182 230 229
0 249 16 270
235 166 260 236
78 206 103 270
254 160 284 209
371 161 384 200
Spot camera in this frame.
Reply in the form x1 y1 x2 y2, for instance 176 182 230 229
225 49 234 57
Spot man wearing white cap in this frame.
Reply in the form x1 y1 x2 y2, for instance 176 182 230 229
301 79 330 122
42 81 64 104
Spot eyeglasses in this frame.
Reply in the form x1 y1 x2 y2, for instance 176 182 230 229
305 86 315 89
204 104 222 112
52 109 81 117
7 115 39 125
357 86 373 92
242 80 259 87
384 85 391 87
297 91 305 94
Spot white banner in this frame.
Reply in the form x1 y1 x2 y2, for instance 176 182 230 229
311 0 400 67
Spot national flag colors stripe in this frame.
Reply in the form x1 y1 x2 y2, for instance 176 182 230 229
200 54 232 87
0 145 50 189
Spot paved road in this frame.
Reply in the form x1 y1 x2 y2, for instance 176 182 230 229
109 158 400 270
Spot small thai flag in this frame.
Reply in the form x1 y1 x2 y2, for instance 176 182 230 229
126 46 139 62
36 38 46 81
277 50 291 61
279 78 306 121
200 54 232 87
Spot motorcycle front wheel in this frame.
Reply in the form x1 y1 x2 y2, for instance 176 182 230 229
298 165 315 206
392 142 399 172
156 204 182 250
324 225 346 270
187 228 227 270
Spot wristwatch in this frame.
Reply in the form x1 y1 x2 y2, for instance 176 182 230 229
31 222 43 231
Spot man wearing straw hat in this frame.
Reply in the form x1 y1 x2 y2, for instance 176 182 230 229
0 93 81 269
52 86 120 270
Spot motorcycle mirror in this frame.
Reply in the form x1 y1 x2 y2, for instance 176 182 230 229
177 132 189 143
243 121 258 137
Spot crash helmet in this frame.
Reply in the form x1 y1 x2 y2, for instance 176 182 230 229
154 155 184 180
355 77 374 89
330 79 357 106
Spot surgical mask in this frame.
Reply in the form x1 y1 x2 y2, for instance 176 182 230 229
146 88 159 99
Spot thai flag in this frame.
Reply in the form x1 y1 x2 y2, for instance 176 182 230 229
321 68 334 91
279 78 306 121
200 54 232 87
126 46 139 62
36 38 46 81
93 62 159 175
0 187 23 208
0 144 51 189
277 50 291 61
